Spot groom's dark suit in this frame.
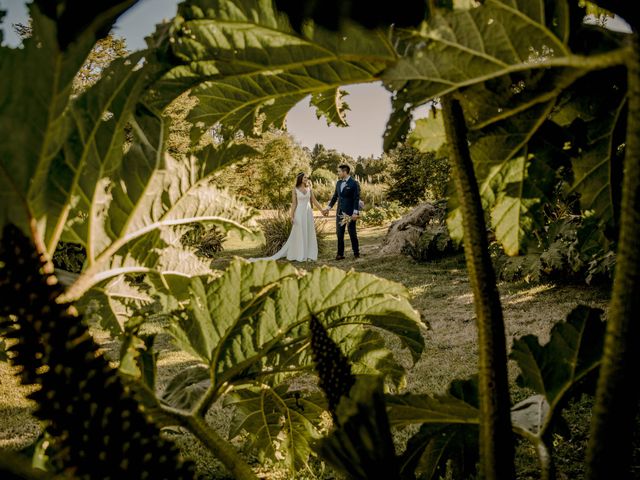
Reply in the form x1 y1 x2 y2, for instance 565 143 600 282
328 176 360 257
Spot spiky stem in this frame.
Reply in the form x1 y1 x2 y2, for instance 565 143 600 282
586 31 640 480
441 97 515 480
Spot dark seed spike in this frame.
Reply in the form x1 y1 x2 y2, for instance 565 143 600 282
309 315 355 423
0 225 195 479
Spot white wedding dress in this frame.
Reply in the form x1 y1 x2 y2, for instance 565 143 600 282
252 188 318 262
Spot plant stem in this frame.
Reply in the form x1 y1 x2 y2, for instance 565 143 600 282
586 31 640 480
163 406 257 480
537 434 556 480
441 96 515 480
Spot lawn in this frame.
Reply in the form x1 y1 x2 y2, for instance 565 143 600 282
0 223 612 478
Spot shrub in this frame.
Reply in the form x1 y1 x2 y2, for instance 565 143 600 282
360 201 408 227
258 210 329 256
358 179 388 207
311 179 388 209
180 224 226 258
310 181 334 203
493 214 616 284
311 168 335 185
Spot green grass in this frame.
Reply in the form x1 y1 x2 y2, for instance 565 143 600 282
0 223 614 478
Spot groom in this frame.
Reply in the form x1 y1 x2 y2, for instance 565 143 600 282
322 164 360 260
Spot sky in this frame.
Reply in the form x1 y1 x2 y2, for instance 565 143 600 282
1 1 632 158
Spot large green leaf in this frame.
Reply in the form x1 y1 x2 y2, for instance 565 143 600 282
386 388 478 428
310 87 350 127
381 0 627 255
396 378 479 480
382 0 624 122
62 142 259 301
0 1 139 245
510 305 605 431
315 377 400 479
151 0 396 140
225 384 327 474
168 259 424 390
553 68 627 228
49 53 166 256
164 259 423 471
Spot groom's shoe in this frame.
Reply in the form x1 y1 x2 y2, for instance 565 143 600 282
335 255 345 260
354 254 360 259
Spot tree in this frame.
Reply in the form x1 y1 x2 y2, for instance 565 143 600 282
13 23 128 94
254 132 311 207
310 142 353 173
353 155 388 183
385 142 449 206
215 131 311 208
73 33 128 92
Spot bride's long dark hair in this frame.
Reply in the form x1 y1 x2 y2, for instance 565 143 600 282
295 172 306 187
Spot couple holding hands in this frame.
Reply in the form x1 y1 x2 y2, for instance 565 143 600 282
253 164 361 263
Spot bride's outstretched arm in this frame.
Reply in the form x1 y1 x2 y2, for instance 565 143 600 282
310 190 323 210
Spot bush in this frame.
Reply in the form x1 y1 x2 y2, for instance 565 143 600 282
360 201 408 227
258 210 329 256
310 179 388 209
180 224 226 258
309 181 334 206
358 179 387 207
311 168 335 185
493 214 616 284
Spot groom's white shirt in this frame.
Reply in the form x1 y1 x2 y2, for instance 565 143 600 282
328 176 358 215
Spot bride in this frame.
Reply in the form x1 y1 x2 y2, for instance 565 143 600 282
251 172 323 262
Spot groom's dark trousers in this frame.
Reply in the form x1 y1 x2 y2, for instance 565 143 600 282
337 209 359 257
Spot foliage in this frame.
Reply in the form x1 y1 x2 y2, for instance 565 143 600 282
493 213 616 284
316 377 400 479
52 241 86 273
360 201 408 227
251 132 312 208
310 143 354 173
73 32 129 93
385 142 450 206
0 0 264 331
153 0 397 142
308 304 605 480
180 223 226 258
353 155 389 183
213 131 311 208
159 258 425 472
387 0 628 257
2 0 637 478
12 23 129 94
258 210 328 257
310 167 335 185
